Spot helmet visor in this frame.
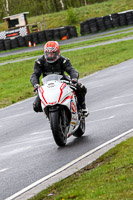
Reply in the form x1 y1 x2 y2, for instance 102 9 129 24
45 52 59 63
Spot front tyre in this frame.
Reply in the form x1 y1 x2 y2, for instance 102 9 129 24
49 111 67 147
73 118 85 137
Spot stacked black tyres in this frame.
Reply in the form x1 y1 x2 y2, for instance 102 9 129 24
96 17 106 31
80 10 133 36
59 27 69 39
4 39 11 50
88 18 98 33
119 13 127 26
0 39 5 51
52 26 78 40
125 11 133 25
23 34 33 46
31 32 39 44
53 28 60 40
80 20 91 35
111 13 120 27
38 31 47 43
69 26 78 37
45 29 54 41
0 25 78 51
10 38 19 49
103 15 113 29
17 36 26 47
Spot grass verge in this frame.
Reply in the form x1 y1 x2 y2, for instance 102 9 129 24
1 0 133 35
1 39 133 108
1 29 133 63
29 137 133 200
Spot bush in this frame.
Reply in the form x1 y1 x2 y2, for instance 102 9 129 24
66 7 78 24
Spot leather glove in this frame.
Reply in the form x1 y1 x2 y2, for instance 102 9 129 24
71 78 78 84
33 84 39 93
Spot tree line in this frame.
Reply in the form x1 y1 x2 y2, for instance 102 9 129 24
0 0 107 22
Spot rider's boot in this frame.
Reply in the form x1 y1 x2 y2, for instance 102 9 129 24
80 102 89 117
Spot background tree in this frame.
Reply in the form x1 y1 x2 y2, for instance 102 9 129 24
0 0 108 22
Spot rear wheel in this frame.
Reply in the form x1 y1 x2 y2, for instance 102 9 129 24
73 118 85 137
49 110 67 147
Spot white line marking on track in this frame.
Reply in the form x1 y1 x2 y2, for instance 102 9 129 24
5 128 133 200
0 96 35 111
34 143 55 148
86 116 115 124
0 137 52 149
0 168 9 173
90 101 133 113
87 85 103 90
112 93 133 99
30 130 51 135
0 147 32 157
0 111 33 120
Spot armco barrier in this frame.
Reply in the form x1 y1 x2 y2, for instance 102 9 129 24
0 25 78 51
80 10 133 36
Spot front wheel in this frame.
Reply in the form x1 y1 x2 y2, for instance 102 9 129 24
49 110 67 147
73 118 85 137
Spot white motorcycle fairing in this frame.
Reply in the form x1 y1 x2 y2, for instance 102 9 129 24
38 74 85 146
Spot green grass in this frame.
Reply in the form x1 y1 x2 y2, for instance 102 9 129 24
1 38 133 108
1 0 133 35
0 2 133 199
1 29 133 64
29 137 133 200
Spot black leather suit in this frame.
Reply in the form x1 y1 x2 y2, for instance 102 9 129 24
30 55 87 112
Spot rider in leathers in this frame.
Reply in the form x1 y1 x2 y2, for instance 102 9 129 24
30 41 88 116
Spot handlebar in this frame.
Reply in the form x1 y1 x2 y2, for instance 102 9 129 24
61 80 77 90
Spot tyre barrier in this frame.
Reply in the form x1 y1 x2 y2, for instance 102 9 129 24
80 20 91 36
23 34 33 46
111 13 120 27
96 17 106 31
53 28 60 40
4 39 11 50
69 26 78 38
119 13 127 26
0 39 5 51
31 32 40 45
45 29 54 41
88 18 99 33
17 36 26 47
59 27 69 39
38 31 47 43
0 25 78 51
125 11 133 25
80 10 133 36
10 38 19 49
103 15 113 29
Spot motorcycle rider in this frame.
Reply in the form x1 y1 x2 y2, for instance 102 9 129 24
30 41 88 116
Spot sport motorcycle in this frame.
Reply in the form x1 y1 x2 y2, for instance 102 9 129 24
38 74 86 147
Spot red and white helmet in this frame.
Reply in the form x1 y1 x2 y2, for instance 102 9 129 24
44 41 60 63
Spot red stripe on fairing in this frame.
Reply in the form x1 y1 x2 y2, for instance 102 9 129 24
60 95 73 104
41 100 46 106
39 86 48 104
58 83 66 102
49 102 57 105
